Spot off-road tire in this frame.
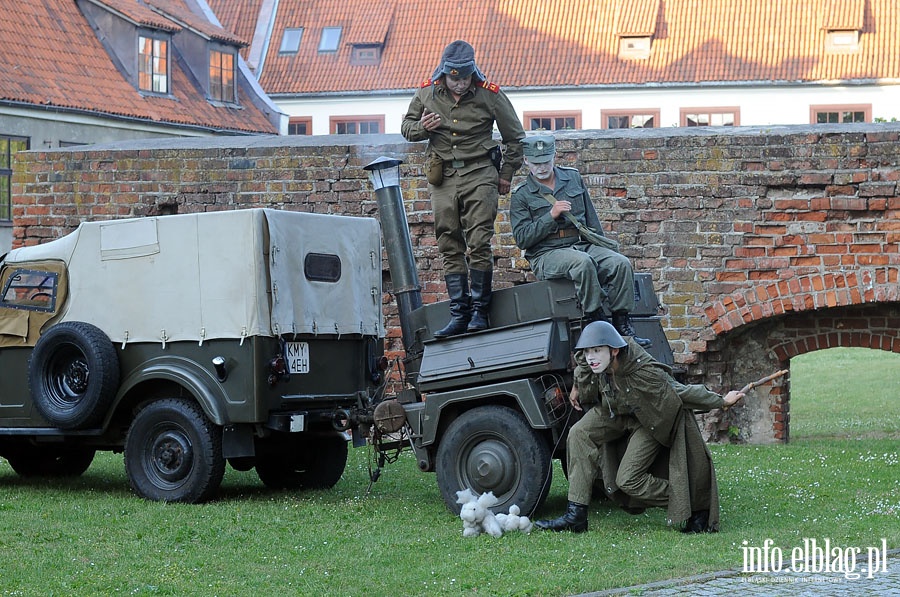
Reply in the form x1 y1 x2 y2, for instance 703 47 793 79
255 433 348 490
28 321 119 430
435 405 552 517
124 398 224 503
5 446 95 477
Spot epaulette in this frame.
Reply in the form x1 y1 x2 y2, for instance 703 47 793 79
420 79 435 88
511 180 527 194
480 81 500 93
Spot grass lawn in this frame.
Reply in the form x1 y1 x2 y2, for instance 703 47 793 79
0 348 897 595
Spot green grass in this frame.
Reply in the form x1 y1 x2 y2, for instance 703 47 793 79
1 348 898 596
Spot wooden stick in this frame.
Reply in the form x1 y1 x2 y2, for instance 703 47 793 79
739 369 789 394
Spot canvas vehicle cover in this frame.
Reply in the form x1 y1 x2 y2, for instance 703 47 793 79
1 209 383 345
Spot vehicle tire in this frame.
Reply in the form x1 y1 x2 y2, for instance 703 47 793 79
5 446 95 477
435 405 552 516
124 398 225 503
255 433 348 490
28 321 119 430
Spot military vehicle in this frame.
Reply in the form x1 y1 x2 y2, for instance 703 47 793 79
0 208 387 502
363 157 673 515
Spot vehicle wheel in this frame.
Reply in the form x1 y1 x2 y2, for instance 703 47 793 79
5 446 95 477
255 434 348 490
436 405 552 516
124 398 225 503
29 321 119 430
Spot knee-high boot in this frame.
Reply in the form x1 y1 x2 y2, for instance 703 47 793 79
467 268 492 332
433 273 472 338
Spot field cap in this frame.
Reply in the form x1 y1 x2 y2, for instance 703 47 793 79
523 134 556 163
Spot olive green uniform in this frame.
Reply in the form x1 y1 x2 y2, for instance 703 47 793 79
567 339 725 529
402 80 524 274
510 167 635 314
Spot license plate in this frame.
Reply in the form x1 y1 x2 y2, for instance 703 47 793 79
285 342 310 374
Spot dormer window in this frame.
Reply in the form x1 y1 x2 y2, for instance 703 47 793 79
826 29 860 53
614 0 659 60
618 36 652 60
138 34 169 94
351 44 382 66
319 27 342 53
209 49 236 103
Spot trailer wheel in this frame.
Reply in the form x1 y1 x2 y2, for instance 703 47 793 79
436 405 552 516
124 398 224 503
29 321 119 430
5 446 95 477
255 434 348 490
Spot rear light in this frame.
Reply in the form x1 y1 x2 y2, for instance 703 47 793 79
267 355 287 386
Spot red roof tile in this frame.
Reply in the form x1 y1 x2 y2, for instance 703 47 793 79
1 0 276 134
250 0 900 94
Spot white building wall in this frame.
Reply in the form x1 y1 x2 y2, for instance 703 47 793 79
276 82 900 136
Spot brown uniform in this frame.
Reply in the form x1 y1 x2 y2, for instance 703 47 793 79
402 79 524 273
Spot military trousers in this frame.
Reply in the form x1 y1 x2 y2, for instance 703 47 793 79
566 404 669 507
429 164 498 275
530 242 635 314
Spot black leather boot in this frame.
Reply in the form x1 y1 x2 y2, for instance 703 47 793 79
680 510 712 534
467 268 492 332
534 501 588 533
612 312 652 347
433 273 472 338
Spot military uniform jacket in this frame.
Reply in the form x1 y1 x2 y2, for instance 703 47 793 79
401 79 524 182
509 167 609 261
574 339 725 528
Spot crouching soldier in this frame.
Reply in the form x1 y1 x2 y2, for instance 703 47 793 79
536 321 745 533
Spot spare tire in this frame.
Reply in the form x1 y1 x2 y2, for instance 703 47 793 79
28 321 119 429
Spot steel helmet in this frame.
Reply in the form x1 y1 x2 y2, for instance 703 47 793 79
575 320 627 350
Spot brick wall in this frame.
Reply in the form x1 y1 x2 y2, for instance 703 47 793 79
11 125 900 443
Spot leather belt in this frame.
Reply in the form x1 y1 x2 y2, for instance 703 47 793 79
553 228 580 239
449 155 491 169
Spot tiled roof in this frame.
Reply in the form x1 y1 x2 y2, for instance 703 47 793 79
207 0 264 59
1 0 276 134
251 0 900 95
142 0 248 45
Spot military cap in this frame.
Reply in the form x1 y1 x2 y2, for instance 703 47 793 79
431 40 485 82
522 134 556 163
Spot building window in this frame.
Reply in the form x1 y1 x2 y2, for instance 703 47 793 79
618 36 652 60
602 109 659 129
0 136 28 221
279 28 303 54
825 30 859 53
138 35 168 93
288 117 313 135
209 50 236 103
811 104 870 124
318 27 342 53
330 116 383 135
523 111 581 131
351 45 382 66
681 108 739 127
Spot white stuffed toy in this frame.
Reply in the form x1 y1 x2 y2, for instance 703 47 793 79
456 488 504 538
495 504 533 534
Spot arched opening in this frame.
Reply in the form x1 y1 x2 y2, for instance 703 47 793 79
790 347 900 440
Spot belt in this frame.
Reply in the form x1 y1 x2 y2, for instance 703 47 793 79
553 228 580 239
448 155 491 169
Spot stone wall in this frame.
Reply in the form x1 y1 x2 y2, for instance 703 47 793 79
11 125 900 443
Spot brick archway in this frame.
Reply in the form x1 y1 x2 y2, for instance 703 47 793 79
696 300 900 444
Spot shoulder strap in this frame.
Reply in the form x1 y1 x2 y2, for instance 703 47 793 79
540 192 588 232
